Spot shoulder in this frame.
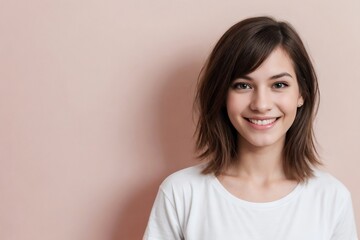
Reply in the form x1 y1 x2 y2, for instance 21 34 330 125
306 170 358 238
311 169 350 192
304 169 351 202
160 163 210 191
158 163 214 204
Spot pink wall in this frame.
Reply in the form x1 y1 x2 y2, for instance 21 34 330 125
0 0 359 239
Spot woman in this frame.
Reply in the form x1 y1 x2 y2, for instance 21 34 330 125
143 16 358 240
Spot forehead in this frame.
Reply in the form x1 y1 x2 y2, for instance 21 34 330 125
245 47 296 79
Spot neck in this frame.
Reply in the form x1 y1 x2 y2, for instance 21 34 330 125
228 137 286 182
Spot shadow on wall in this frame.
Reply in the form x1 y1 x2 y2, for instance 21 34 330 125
113 56 203 240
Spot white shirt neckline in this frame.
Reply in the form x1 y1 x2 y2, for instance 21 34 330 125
211 174 305 209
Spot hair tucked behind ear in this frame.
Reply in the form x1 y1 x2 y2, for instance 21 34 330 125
194 16 321 182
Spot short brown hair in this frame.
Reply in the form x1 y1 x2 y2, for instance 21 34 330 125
194 16 321 182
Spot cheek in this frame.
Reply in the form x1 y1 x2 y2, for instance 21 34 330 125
277 94 300 112
226 94 245 115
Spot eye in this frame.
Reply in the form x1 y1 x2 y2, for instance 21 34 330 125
232 82 252 90
273 82 288 89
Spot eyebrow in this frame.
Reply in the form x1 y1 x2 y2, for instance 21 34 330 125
239 72 293 80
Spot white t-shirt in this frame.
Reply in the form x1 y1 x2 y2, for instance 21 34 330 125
143 164 358 240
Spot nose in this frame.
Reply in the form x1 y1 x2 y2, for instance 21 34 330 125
250 89 272 113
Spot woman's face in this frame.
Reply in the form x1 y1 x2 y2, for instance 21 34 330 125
226 47 303 150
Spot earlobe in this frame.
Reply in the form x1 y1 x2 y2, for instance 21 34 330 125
297 96 304 108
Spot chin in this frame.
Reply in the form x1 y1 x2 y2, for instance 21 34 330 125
240 135 285 149
249 141 276 148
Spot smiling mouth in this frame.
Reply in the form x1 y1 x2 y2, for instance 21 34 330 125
246 118 279 126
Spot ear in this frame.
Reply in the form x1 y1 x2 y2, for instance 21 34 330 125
297 95 304 108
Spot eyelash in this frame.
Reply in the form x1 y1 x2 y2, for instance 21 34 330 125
232 82 251 90
231 82 289 90
273 82 289 89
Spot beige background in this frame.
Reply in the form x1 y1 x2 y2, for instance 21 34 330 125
0 0 359 239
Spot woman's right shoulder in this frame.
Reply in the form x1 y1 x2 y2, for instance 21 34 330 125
159 163 211 193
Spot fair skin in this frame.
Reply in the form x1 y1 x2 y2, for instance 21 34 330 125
218 47 304 202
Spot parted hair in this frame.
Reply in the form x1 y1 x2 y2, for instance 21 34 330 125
194 16 321 182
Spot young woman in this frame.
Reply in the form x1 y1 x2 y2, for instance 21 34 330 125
143 16 358 240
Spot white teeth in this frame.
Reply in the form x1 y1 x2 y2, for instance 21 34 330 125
249 118 277 125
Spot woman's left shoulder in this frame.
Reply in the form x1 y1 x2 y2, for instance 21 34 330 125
306 169 351 198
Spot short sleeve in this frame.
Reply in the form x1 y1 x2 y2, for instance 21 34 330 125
143 188 184 240
330 193 358 240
